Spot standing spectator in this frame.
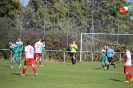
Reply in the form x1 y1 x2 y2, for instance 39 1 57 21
20 41 37 76
106 45 116 71
124 46 133 82
69 41 78 64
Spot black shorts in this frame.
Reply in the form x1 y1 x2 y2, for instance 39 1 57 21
70 53 76 57
108 57 112 63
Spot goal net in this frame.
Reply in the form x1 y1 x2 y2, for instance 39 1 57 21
80 33 133 62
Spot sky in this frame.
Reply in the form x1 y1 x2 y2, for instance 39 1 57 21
20 0 30 7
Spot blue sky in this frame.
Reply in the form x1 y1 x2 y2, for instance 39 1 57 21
20 0 30 7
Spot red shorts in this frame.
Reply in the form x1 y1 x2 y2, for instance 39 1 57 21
35 53 42 57
24 58 34 65
124 66 131 73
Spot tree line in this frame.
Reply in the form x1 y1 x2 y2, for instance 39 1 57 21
0 0 133 61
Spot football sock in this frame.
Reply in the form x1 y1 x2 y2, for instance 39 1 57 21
111 63 115 68
129 73 132 78
18 58 21 65
105 64 106 67
33 67 37 74
107 65 109 70
42 60 44 65
11 60 15 66
111 63 113 65
73 59 76 64
102 64 104 68
16 59 19 65
126 74 129 81
23 68 26 74
71 59 74 64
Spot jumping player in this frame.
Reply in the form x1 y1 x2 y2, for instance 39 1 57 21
16 38 23 68
124 46 133 82
34 39 43 66
41 40 46 66
20 41 37 76
9 40 20 68
69 41 78 64
101 45 109 69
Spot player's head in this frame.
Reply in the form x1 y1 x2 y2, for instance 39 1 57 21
41 40 45 44
106 45 110 49
39 38 42 42
8 40 13 45
124 46 128 50
72 41 75 44
104 45 107 50
18 38 21 42
26 41 31 45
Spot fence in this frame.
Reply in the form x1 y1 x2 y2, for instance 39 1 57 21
0 48 126 64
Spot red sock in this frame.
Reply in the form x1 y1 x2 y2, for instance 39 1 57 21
39 61 42 65
126 74 129 81
23 68 26 74
129 73 132 78
33 67 37 74
35 61 38 65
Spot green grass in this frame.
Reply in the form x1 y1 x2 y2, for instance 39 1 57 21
0 60 133 88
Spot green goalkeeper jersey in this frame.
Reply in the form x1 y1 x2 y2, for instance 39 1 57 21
16 41 23 52
10 44 18 53
69 44 78 53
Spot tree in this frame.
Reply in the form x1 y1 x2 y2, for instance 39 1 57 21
0 0 21 18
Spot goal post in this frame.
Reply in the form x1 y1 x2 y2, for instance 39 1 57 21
80 33 133 62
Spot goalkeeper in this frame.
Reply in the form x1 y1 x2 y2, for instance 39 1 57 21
101 45 109 69
69 41 78 64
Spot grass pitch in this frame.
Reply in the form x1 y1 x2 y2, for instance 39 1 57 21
0 60 133 88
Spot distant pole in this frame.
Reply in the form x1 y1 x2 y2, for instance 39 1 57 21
20 16 22 39
43 0 47 40
117 17 120 47
67 0 70 47
20 0 24 39
91 0 94 52
117 0 120 48
90 0 95 62
80 33 83 62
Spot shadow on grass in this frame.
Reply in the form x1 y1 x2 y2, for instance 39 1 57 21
2 66 11 68
91 68 102 70
11 73 32 76
110 79 123 82
11 73 20 75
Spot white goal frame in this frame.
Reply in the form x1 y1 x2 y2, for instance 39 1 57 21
80 33 133 62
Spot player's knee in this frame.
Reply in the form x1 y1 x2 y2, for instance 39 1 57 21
32 64 35 67
24 65 27 68
101 62 104 64
125 72 129 74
